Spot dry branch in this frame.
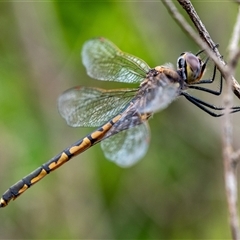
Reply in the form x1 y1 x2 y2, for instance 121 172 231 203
162 0 240 239
162 0 240 99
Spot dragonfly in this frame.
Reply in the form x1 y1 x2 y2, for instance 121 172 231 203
1 37 240 208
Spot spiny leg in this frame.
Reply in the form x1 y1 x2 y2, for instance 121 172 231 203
181 92 240 117
188 70 222 95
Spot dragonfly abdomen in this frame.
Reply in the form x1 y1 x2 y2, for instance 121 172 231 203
0 141 85 207
0 114 122 208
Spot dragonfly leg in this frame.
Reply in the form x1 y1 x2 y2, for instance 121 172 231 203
188 65 222 95
181 92 240 117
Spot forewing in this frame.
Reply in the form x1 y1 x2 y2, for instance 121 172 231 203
100 122 150 167
82 38 150 83
58 86 136 127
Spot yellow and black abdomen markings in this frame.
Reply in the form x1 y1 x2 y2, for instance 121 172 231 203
0 115 121 208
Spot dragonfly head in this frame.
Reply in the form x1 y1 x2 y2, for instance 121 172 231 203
177 52 205 84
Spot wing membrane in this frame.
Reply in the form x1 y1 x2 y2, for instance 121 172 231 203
58 86 137 127
82 38 150 83
101 122 150 167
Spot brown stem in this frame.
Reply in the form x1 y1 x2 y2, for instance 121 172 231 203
162 0 240 239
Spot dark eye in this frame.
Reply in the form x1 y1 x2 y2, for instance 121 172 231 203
184 53 202 83
187 54 201 73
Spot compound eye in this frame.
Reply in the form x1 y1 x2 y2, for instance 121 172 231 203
185 53 202 83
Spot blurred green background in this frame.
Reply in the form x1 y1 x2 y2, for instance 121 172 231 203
0 1 240 239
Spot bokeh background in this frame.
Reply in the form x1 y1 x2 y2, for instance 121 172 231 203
0 1 240 239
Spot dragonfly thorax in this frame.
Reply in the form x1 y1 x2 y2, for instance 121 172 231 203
154 66 181 83
177 52 204 84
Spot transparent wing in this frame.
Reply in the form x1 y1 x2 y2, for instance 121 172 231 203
82 37 150 83
137 71 180 114
101 122 150 167
58 86 137 127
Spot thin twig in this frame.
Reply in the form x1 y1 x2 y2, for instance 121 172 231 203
232 149 240 161
162 0 240 99
223 5 240 239
162 0 240 239
179 0 240 99
222 70 240 240
228 6 240 73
